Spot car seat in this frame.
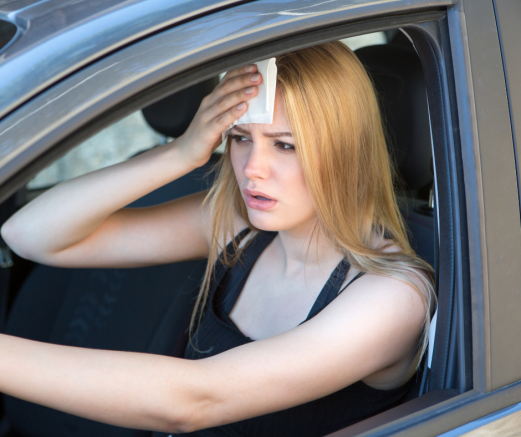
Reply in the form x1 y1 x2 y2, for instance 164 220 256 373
355 41 435 269
355 41 436 403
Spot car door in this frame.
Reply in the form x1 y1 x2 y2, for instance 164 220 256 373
0 0 519 436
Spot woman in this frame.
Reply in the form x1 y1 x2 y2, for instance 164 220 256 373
0 41 434 436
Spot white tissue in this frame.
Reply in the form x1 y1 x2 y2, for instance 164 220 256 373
221 58 277 142
235 58 277 125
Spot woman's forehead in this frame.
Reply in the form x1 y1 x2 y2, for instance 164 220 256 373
232 124 292 137
231 88 291 137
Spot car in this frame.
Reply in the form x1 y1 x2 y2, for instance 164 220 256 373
0 0 520 435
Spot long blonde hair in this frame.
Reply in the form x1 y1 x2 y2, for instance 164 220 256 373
191 41 435 357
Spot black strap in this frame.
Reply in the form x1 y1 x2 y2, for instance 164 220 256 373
215 231 367 325
208 228 253 305
221 231 277 314
305 259 351 321
338 271 366 294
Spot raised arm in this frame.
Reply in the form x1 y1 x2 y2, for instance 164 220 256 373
1 65 262 268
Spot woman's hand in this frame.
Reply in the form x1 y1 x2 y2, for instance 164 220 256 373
176 65 263 168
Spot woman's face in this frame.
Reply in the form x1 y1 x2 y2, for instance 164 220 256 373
230 88 316 234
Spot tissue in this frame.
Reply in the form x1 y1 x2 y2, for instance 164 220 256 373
221 58 277 142
235 58 277 125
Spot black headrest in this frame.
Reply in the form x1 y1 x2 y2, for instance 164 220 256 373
142 77 219 138
355 44 432 190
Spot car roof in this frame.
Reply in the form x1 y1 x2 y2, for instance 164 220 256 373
0 0 243 120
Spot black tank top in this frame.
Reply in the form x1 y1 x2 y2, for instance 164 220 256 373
178 230 412 437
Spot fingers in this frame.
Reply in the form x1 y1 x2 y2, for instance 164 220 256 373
203 85 258 122
178 98 248 167
222 64 257 81
204 67 263 108
182 63 262 160
192 101 248 152
211 101 248 134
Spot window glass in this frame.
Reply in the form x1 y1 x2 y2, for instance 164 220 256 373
27 111 163 190
341 31 387 51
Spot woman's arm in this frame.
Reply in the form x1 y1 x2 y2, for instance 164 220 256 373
1 65 262 268
0 273 426 433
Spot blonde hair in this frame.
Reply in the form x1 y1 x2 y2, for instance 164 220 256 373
190 41 435 357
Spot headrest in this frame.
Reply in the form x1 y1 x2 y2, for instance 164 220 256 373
355 44 432 190
142 77 220 138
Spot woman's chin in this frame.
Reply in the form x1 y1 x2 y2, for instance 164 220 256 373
247 210 287 232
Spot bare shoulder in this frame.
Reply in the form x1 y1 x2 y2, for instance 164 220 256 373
327 272 427 329
308 271 428 387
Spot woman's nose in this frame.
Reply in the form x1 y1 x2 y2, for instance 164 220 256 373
242 143 270 180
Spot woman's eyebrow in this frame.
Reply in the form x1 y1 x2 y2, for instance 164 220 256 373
231 126 251 135
231 125 293 138
263 132 293 138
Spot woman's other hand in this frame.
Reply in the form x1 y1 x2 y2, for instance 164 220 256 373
176 65 262 168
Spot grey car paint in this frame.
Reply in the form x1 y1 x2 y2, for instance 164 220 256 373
1 0 521 436
0 0 251 120
452 0 521 393
0 0 455 121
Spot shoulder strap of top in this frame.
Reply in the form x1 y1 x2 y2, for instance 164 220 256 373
304 261 366 322
304 259 350 321
219 231 278 314
224 228 252 257
209 228 253 299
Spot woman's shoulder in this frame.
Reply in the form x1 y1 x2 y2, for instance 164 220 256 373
313 270 428 389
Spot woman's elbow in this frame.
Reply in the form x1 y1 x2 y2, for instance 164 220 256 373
1 219 27 259
155 401 206 434
1 217 47 262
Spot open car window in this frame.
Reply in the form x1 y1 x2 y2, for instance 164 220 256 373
26 31 389 193
27 112 164 190
0 0 480 432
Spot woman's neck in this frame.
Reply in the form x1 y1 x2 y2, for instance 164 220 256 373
274 222 344 275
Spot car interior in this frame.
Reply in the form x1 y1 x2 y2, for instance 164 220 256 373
0 29 439 437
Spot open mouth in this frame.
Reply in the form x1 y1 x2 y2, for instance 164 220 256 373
243 188 277 211
253 195 272 201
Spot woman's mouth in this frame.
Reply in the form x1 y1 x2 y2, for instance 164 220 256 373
243 188 278 211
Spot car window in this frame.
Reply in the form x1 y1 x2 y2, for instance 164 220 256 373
341 31 387 50
27 31 387 192
26 111 165 190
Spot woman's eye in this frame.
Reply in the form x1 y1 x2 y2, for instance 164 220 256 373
275 141 295 151
230 134 251 144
